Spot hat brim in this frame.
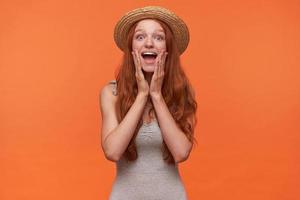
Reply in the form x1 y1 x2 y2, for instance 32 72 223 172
114 6 190 55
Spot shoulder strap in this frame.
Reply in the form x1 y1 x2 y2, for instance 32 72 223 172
109 80 117 96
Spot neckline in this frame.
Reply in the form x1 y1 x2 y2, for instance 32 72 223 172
142 120 157 126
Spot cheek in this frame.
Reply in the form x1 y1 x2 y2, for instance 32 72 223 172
156 42 166 50
132 41 142 50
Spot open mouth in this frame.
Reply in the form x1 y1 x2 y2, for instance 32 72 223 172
141 52 157 63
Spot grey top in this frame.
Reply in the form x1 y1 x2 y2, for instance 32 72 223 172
107 80 188 200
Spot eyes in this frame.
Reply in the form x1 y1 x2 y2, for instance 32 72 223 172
135 34 165 41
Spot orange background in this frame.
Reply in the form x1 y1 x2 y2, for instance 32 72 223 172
1 0 299 199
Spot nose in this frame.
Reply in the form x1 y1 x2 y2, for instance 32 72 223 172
144 37 154 48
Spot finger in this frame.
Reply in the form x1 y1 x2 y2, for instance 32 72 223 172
136 50 143 75
136 50 142 71
132 51 138 74
155 53 161 77
161 52 165 74
159 54 162 76
157 51 163 76
135 50 145 79
132 51 143 80
162 52 168 73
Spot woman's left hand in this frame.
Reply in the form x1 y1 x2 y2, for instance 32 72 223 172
149 51 168 99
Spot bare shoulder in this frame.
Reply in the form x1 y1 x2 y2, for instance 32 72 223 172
99 80 118 102
99 79 118 128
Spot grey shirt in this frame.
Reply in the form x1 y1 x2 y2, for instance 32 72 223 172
108 120 188 200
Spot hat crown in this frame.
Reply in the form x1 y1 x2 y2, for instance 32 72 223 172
114 6 190 55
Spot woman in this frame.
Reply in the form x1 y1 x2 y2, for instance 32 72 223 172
100 6 197 200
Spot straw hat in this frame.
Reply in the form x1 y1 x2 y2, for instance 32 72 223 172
113 6 190 55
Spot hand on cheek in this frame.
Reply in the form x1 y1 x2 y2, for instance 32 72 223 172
150 51 168 99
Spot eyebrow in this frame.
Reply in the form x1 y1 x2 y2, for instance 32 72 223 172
134 29 165 33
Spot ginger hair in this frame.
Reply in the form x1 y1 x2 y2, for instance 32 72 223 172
114 19 198 164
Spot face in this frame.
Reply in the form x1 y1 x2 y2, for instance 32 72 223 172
132 19 167 72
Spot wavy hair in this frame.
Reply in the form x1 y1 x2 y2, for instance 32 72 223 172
114 18 198 164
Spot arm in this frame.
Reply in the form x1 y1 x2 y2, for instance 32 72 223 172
151 95 192 163
99 83 148 162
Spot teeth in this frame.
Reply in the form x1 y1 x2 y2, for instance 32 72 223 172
142 52 157 56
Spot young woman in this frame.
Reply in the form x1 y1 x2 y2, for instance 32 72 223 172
99 6 198 200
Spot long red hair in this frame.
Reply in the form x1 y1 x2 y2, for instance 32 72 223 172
114 18 198 164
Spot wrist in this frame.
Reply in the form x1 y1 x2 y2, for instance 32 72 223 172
150 92 162 102
136 92 149 102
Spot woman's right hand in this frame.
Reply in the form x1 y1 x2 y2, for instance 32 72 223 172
132 50 149 97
